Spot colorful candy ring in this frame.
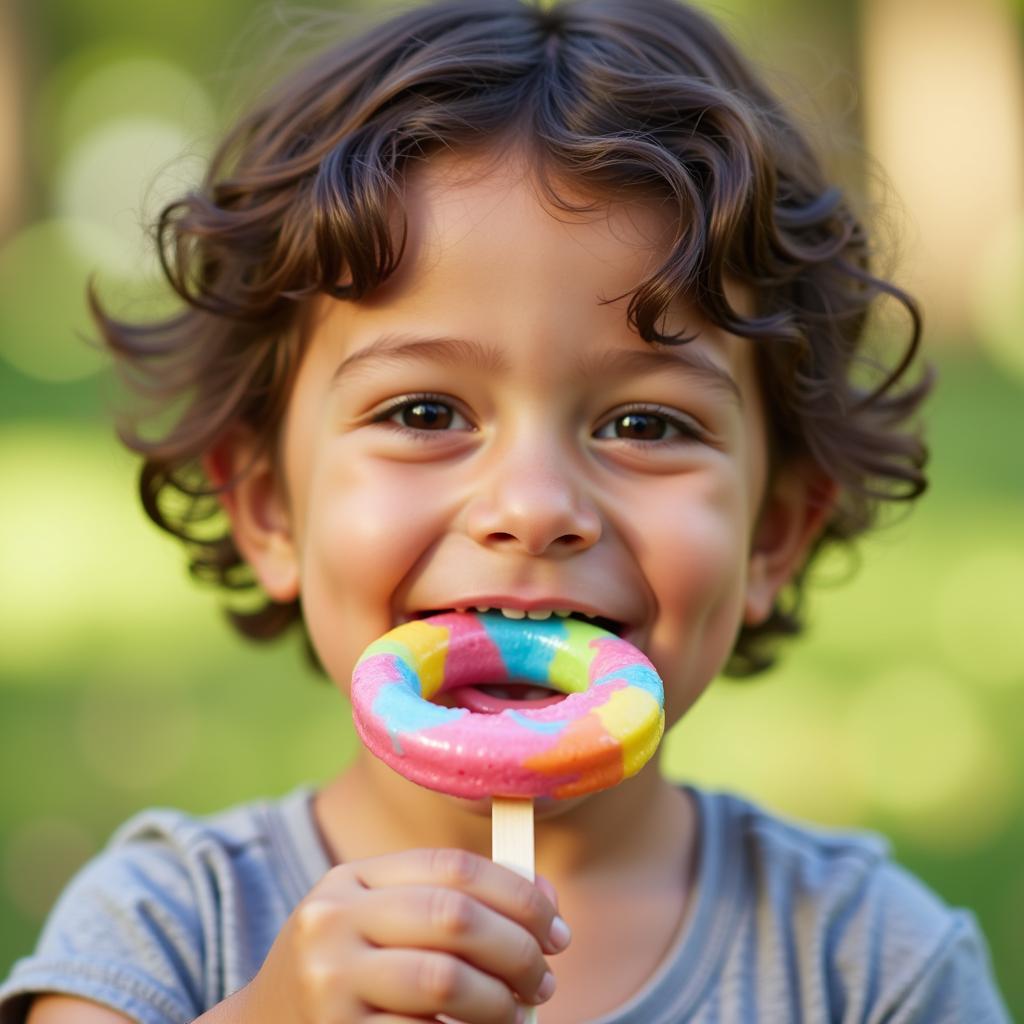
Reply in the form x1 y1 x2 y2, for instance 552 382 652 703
350 611 665 800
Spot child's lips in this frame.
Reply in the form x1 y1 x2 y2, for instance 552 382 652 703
438 684 568 714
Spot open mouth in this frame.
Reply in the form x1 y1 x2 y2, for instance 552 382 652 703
410 607 627 637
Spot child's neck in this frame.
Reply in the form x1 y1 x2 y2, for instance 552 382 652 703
315 752 693 880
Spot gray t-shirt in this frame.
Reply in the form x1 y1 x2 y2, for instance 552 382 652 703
0 785 1011 1023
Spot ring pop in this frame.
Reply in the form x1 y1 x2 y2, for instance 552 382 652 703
350 611 665 800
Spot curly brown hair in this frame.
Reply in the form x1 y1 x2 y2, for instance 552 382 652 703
92 0 931 676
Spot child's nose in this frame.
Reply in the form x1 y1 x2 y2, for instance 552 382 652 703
465 442 602 557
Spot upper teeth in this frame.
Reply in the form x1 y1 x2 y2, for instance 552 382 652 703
490 607 585 621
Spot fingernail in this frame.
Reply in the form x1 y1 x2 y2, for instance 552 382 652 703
536 970 557 1002
515 1007 527 1024
548 915 571 951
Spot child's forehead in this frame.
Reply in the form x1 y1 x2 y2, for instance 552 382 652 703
366 147 678 310
418 147 672 240
395 151 743 320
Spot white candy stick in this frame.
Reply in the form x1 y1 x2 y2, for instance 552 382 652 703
492 796 539 1024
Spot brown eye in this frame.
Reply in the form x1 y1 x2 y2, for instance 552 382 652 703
400 400 453 429
614 412 668 440
377 396 472 434
594 407 700 444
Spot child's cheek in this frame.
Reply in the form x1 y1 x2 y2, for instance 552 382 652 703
295 452 453 686
310 455 444 566
640 476 751 723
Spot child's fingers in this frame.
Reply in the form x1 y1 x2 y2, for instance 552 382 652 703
355 947 521 1024
346 849 566 954
534 872 559 912
354 885 552 1003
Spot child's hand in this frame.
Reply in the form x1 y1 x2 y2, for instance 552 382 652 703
233 848 567 1024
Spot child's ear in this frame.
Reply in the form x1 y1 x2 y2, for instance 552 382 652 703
744 461 837 626
203 436 300 603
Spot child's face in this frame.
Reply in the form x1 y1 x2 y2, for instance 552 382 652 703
228 150 822 730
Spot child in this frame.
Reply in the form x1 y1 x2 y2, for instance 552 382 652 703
1 0 1011 1021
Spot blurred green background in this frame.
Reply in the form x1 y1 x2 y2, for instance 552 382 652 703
1 0 1022 1018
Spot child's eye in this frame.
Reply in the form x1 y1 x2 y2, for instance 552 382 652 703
594 407 702 444
374 395 472 433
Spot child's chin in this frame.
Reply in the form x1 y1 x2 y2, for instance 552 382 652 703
444 793 495 817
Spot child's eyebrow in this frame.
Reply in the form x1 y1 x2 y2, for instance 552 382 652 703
574 345 742 404
331 331 741 404
332 333 510 382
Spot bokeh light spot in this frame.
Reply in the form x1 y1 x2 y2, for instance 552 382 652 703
37 51 216 163
0 424 208 675
56 116 203 281
664 677 868 826
844 666 1013 850
0 219 119 381
3 818 96 922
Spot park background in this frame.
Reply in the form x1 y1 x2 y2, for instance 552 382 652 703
1 0 1022 1017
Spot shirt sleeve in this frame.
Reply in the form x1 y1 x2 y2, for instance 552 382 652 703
880 911 1013 1024
833 858 1013 1024
0 837 206 1024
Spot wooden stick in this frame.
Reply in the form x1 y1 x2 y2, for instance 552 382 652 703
492 796 534 880
492 797 538 1023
